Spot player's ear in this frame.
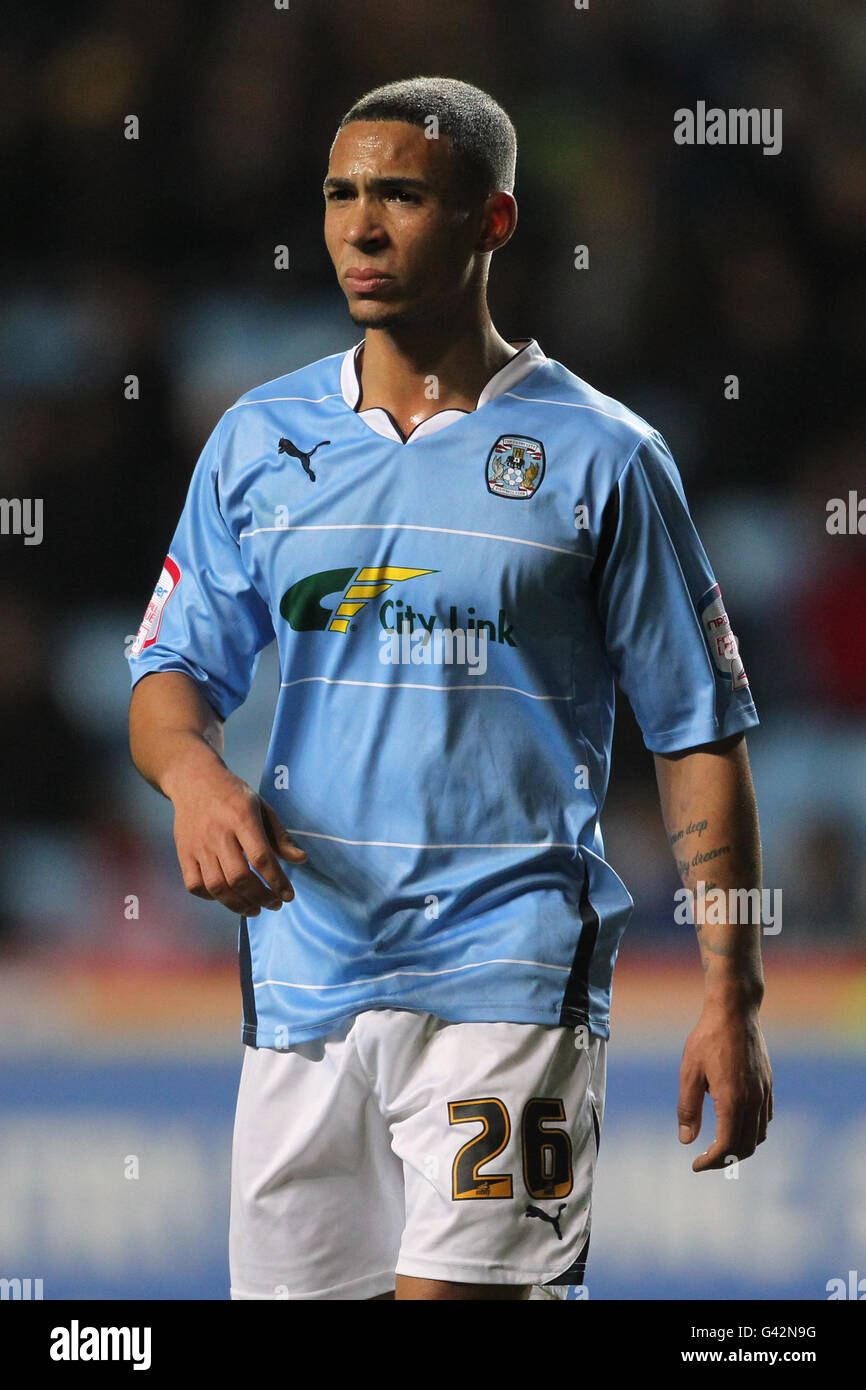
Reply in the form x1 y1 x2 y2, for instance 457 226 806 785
477 191 517 254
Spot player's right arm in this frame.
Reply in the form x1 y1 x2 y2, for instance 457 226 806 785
129 670 306 917
127 413 307 917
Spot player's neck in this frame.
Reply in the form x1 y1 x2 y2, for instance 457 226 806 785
356 310 518 437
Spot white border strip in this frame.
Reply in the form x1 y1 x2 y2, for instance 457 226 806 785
226 393 343 410
240 519 588 557
279 675 569 701
280 828 578 849
504 391 655 430
254 956 572 990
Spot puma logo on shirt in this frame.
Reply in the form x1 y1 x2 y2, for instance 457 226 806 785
278 437 331 482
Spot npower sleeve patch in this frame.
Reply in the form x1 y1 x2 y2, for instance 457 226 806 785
130 555 181 658
699 583 749 689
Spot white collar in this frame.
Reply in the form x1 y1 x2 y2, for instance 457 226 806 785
339 338 547 444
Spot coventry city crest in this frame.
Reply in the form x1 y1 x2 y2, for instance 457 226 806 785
486 435 546 499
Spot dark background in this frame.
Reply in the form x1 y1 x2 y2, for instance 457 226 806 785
2 0 863 958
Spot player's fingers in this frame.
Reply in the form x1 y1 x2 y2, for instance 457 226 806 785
195 852 264 917
180 856 208 899
727 1085 762 1163
757 1086 770 1147
759 1068 774 1144
181 857 236 907
691 1100 738 1172
677 1063 707 1144
692 1139 733 1172
696 1083 767 1170
218 841 285 912
740 1096 762 1160
259 798 308 863
235 821 296 904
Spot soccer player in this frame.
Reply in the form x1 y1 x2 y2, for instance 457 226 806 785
128 77 773 1301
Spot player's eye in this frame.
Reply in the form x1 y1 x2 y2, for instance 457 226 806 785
324 187 419 204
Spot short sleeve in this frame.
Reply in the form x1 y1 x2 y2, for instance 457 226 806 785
593 430 759 753
127 416 274 719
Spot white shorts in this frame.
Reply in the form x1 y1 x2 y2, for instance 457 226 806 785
229 1007 606 1300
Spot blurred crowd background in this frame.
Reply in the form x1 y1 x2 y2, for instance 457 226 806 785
1 0 863 961
0 0 864 1300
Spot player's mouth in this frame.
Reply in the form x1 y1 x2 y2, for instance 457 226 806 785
344 268 394 293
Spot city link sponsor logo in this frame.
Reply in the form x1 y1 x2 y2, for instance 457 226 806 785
281 565 434 633
280 565 516 646
50 1320 152 1371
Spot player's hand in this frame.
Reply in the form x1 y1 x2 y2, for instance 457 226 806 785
169 763 307 916
676 1002 773 1172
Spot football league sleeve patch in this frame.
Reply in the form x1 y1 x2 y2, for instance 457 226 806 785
130 555 182 658
698 581 750 690
127 417 274 719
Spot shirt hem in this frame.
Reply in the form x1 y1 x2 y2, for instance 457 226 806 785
643 705 759 754
395 1247 589 1287
230 1268 396 1301
241 1003 610 1048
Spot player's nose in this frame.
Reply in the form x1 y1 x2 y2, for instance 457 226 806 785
343 199 387 246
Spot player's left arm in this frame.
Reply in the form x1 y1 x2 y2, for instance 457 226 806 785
652 730 774 1172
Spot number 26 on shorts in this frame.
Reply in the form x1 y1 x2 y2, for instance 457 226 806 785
447 1096 574 1201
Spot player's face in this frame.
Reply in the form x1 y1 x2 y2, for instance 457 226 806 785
323 121 484 328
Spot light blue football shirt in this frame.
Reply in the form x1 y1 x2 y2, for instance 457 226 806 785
128 338 759 1047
